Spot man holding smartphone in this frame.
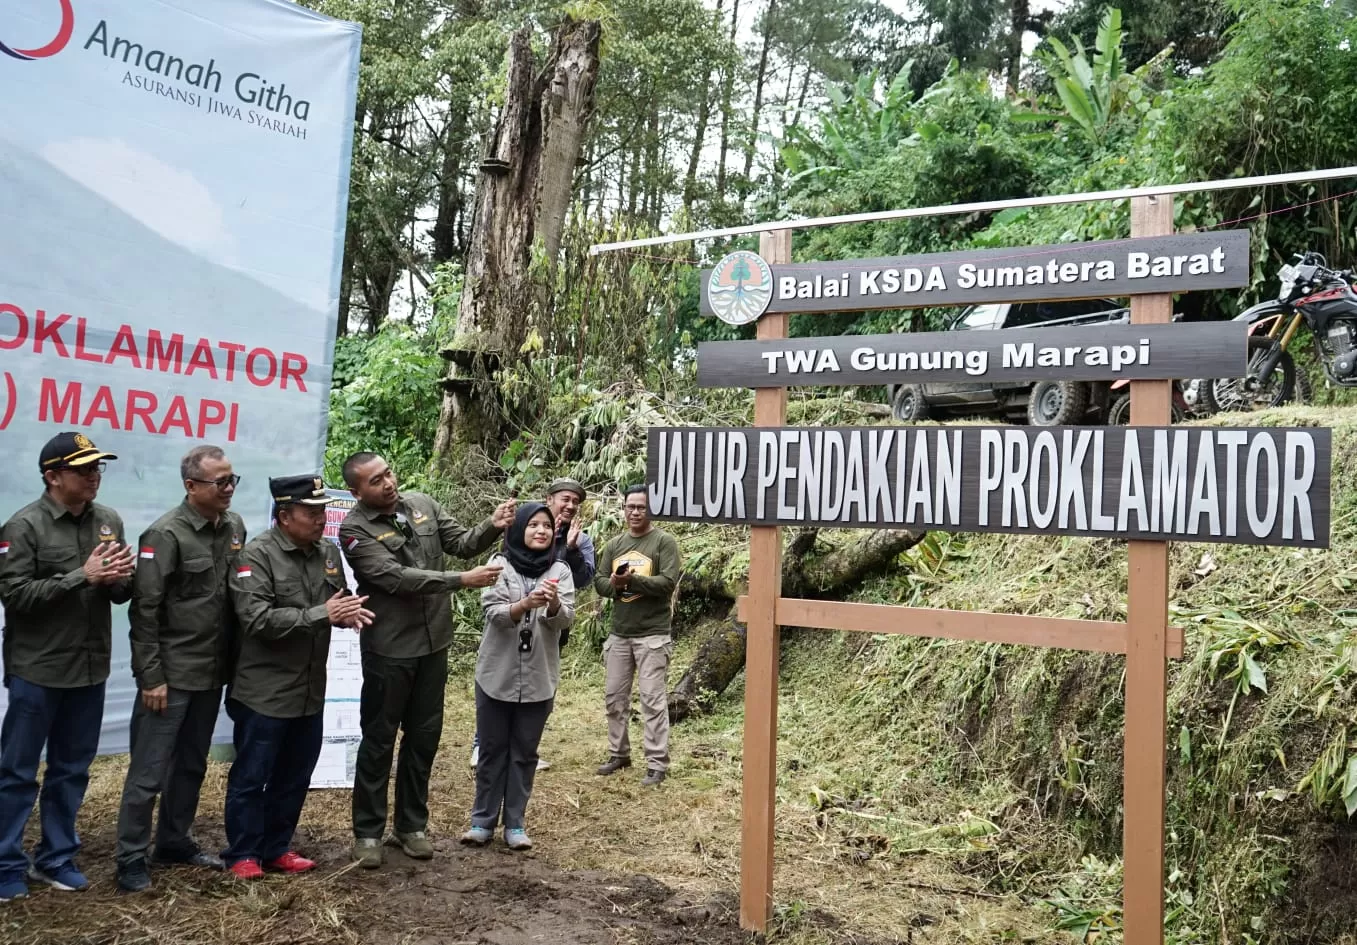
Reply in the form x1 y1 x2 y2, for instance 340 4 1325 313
592 485 681 787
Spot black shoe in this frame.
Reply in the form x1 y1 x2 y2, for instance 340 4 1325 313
117 860 152 893
640 768 666 787
154 847 225 870
596 756 632 776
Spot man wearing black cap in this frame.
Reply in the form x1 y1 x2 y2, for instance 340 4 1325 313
338 452 512 869
224 475 373 881
115 445 245 892
0 432 134 901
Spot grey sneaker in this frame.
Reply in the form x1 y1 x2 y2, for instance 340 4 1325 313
460 826 493 847
116 859 152 893
391 830 434 860
596 756 631 776
352 837 383 869
504 828 533 851
640 768 667 787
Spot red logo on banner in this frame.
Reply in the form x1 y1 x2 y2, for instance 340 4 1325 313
1 0 75 61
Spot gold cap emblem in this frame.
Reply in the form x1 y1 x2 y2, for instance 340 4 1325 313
74 433 93 450
313 478 324 492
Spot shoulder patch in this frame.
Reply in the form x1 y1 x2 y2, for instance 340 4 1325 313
343 535 361 552
231 534 243 551
235 564 253 578
98 523 115 541
0 541 9 555
411 508 428 524
139 546 156 560
325 558 340 576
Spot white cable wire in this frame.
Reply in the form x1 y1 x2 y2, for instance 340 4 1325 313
589 165 1357 255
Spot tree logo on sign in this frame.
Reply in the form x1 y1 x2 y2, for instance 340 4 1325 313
708 251 774 326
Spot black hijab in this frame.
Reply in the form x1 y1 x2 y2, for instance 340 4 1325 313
503 502 555 578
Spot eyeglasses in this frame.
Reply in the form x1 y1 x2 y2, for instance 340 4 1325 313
190 474 241 490
67 463 106 477
518 627 533 653
623 505 647 513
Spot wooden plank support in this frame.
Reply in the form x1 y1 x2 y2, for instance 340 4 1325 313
734 597 1184 659
740 228 791 933
1124 194 1174 945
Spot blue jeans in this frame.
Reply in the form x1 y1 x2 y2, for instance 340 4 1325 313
221 699 322 866
0 677 105 879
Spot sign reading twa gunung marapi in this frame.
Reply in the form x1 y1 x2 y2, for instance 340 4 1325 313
645 425 1330 548
700 230 1250 324
698 321 1247 388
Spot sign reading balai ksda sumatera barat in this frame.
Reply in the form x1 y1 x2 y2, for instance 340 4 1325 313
699 230 1249 321
645 425 1331 548
698 321 1246 388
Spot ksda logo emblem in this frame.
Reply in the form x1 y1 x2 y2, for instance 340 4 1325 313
1 0 75 62
74 432 93 450
707 251 774 327
98 523 115 541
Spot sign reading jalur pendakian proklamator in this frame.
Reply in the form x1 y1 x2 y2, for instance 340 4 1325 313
645 426 1331 548
700 231 1250 324
698 321 1246 388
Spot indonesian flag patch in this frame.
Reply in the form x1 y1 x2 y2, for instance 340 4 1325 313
343 536 360 552
235 565 253 578
139 546 156 560
0 542 9 556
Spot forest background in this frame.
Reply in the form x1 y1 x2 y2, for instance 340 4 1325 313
301 0 1357 940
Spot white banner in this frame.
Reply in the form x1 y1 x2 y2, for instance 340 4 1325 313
0 0 362 754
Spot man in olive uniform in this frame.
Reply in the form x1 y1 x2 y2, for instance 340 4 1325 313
339 452 513 868
114 445 246 892
0 432 134 901
224 475 373 880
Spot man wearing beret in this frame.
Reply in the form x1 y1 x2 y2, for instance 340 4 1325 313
0 432 134 900
339 452 512 869
224 475 373 880
115 445 245 892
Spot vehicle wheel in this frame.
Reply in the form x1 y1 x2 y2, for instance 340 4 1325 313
1026 381 1091 426
1110 390 1185 425
891 385 929 422
1203 335 1296 413
1108 392 1131 425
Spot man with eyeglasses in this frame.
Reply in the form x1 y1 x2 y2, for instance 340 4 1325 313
338 452 514 869
593 484 680 787
113 445 246 892
0 431 134 901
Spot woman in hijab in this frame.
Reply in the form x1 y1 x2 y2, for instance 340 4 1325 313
461 503 575 850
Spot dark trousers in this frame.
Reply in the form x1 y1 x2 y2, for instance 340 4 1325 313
470 684 553 831
221 699 322 866
0 677 104 878
115 687 221 867
351 648 447 839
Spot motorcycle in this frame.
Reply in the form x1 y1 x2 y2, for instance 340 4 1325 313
1202 251 1346 412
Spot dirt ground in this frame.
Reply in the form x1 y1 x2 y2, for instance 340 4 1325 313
0 654 1062 945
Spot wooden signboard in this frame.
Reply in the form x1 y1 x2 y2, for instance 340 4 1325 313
658 200 1323 945
696 321 1246 388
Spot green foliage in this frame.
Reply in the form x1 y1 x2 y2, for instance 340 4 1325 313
324 324 444 490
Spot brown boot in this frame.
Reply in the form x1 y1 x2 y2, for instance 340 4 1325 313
596 756 632 776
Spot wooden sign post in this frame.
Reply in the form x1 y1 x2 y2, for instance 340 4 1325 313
648 195 1334 942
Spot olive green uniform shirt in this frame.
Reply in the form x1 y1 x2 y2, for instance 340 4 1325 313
338 492 501 659
593 528 681 639
0 493 133 688
227 527 343 718
129 500 246 692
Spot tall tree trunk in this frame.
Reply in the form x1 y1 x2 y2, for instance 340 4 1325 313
715 0 740 198
431 94 470 264
742 0 778 192
1006 0 1029 95
682 0 723 216
431 19 602 474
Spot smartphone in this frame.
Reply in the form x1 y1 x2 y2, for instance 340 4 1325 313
615 563 630 575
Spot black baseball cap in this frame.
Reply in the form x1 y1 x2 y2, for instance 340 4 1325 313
271 474 333 506
39 431 118 471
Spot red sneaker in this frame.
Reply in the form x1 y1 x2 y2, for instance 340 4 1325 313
264 852 315 874
229 859 264 880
